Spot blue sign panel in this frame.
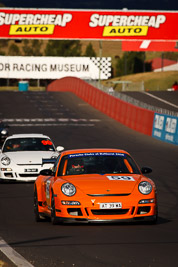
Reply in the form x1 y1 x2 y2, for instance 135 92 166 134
152 113 178 145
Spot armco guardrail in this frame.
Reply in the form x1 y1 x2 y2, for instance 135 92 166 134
47 77 154 136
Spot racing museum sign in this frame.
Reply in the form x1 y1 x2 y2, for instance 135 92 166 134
0 56 111 79
0 8 177 40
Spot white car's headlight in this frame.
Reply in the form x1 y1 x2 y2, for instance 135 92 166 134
1 156 11 166
138 181 152 195
1 130 7 135
61 183 76 196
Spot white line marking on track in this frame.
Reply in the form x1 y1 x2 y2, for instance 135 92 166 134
143 92 178 109
7 123 95 127
2 118 101 122
0 237 34 267
1 118 100 127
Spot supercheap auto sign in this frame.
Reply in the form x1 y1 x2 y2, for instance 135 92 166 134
0 8 177 40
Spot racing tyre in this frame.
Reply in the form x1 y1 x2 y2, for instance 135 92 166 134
51 193 59 225
147 206 158 224
34 189 45 222
151 207 158 224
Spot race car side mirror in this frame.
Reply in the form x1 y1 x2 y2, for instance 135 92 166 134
56 146 64 152
40 169 54 176
141 167 152 174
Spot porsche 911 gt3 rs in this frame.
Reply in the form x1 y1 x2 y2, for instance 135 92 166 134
34 148 158 224
0 133 64 182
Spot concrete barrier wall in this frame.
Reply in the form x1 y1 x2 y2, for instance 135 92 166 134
47 77 154 136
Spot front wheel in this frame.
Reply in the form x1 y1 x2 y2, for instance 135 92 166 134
151 206 158 224
147 206 158 225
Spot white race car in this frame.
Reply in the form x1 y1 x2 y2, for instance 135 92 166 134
0 133 64 182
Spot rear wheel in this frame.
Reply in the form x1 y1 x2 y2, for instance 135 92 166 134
34 188 45 222
51 193 59 225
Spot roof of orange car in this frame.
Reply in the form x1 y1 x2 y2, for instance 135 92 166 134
61 148 129 156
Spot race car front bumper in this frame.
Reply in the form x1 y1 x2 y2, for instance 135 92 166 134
0 163 53 182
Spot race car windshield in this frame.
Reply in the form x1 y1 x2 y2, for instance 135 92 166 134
59 152 141 176
2 138 55 152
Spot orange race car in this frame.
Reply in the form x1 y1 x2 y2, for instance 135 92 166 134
34 148 158 224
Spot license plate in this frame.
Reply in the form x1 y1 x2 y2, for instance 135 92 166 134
24 168 38 172
100 202 122 209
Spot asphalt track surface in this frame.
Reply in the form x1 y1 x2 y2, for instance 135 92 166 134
0 90 178 267
121 91 178 114
123 91 178 114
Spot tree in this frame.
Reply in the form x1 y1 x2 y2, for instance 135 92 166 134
163 51 178 61
0 50 5 55
22 40 33 56
0 40 9 55
0 40 9 48
45 40 82 56
31 40 43 56
22 39 43 56
8 43 20 56
115 52 150 77
84 43 96 57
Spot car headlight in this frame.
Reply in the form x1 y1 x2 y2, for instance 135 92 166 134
1 156 11 166
1 130 7 135
61 183 76 196
138 181 152 195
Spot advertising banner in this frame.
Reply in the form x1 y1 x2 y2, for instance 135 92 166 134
122 41 178 51
0 56 111 80
152 113 178 145
0 8 177 40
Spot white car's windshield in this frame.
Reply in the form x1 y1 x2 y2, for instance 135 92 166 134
3 138 55 152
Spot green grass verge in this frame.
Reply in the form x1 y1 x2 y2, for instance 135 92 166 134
0 71 178 92
102 71 178 91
